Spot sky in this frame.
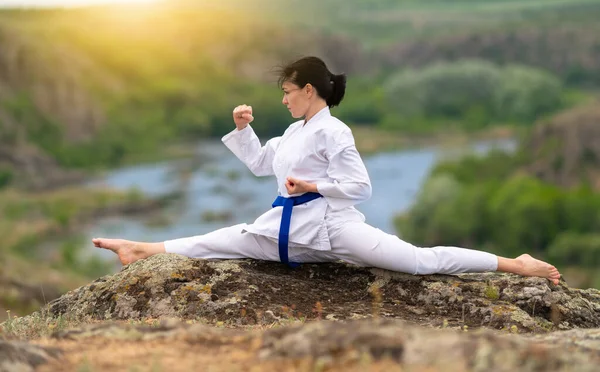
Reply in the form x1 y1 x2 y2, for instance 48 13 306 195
0 0 161 7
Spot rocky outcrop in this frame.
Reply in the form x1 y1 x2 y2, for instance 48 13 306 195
3 253 599 371
24 254 600 333
525 103 600 190
0 340 61 372
381 26 600 84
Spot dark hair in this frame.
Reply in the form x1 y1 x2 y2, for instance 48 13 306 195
277 56 347 108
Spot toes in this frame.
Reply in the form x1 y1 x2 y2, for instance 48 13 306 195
93 238 115 250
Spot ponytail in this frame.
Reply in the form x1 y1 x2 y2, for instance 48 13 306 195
327 73 347 108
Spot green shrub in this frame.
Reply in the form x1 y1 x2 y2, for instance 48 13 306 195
41 199 79 228
557 186 600 233
383 60 564 130
2 94 63 155
396 178 498 248
430 149 519 184
397 140 600 264
494 65 563 123
336 79 387 125
395 173 462 243
488 175 562 255
547 232 600 268
0 167 12 189
385 60 501 126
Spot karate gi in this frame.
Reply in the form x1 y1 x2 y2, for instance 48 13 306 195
164 107 498 275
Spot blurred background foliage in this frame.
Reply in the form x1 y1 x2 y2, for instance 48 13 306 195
1 0 599 171
0 0 599 317
395 103 600 289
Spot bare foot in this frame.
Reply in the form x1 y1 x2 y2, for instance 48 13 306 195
515 254 561 285
92 238 147 265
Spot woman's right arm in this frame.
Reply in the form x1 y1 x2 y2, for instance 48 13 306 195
222 125 280 177
221 104 280 177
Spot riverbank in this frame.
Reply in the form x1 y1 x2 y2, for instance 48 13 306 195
0 185 180 321
352 125 519 155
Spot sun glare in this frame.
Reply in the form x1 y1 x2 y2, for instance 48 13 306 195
1 0 163 8
62 0 162 5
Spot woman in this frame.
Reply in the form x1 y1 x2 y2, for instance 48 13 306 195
93 56 561 285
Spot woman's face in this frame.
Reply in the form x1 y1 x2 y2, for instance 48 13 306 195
281 81 310 119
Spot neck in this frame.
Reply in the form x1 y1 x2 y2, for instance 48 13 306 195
303 101 328 125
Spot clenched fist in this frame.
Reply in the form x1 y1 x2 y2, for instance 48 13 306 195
285 176 318 195
233 104 254 130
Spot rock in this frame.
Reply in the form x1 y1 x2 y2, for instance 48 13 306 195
381 28 600 83
524 327 600 351
0 340 61 372
525 103 600 190
258 319 600 371
40 318 600 372
19 254 599 333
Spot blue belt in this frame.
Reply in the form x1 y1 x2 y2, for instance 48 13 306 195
271 192 323 267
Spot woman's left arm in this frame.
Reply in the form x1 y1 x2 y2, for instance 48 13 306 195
315 128 372 210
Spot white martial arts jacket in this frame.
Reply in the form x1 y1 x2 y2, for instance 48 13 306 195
221 106 373 251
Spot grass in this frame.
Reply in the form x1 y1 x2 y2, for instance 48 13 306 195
484 283 500 301
0 309 302 342
1 308 176 341
1 309 77 340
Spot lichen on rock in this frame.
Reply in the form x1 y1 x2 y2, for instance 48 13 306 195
14 253 597 334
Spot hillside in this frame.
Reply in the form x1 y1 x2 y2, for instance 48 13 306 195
0 2 368 189
525 102 600 190
0 0 599 189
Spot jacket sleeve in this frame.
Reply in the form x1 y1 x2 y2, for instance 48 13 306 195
316 128 372 210
222 125 281 177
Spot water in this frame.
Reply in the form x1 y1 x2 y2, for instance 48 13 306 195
85 138 516 262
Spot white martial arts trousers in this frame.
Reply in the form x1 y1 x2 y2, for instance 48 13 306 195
164 221 498 275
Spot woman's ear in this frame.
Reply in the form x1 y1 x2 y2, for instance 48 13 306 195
305 83 313 97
